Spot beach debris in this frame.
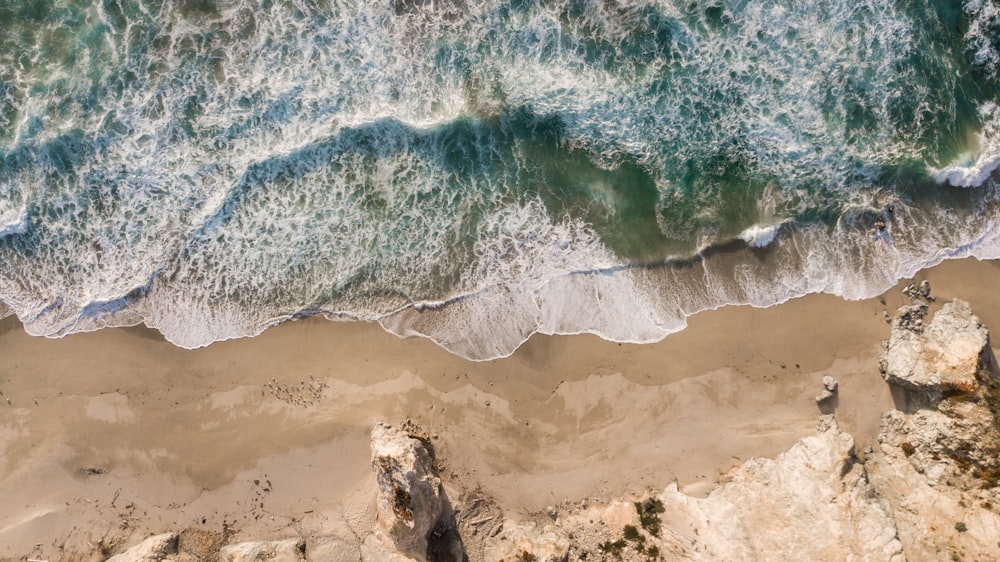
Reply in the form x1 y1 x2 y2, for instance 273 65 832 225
370 422 445 561
454 489 504 559
263 377 328 407
815 376 839 403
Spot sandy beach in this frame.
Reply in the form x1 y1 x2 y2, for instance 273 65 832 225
2 257 1000 560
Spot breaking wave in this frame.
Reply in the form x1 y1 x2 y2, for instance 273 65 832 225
1 0 999 359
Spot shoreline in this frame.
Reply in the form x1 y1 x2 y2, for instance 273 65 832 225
2 257 1000 559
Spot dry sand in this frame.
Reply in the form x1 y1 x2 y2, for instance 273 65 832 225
2 257 1000 560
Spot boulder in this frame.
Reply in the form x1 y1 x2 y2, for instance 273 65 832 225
106 533 179 562
815 375 839 403
882 300 989 399
219 539 306 562
370 422 445 561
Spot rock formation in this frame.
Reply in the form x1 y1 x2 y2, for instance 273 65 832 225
105 534 179 562
881 299 990 401
369 422 446 562
106 536 315 562
656 415 903 561
482 521 570 562
869 299 1000 561
815 375 839 403
219 539 307 562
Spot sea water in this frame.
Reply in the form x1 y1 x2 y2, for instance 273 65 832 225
1 0 999 359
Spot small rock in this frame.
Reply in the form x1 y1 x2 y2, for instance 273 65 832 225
823 376 839 392
815 376 839 403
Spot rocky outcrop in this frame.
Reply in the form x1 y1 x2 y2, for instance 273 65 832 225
105 536 317 562
869 299 1000 561
307 536 362 562
219 539 307 562
656 416 903 561
106 534 179 562
869 407 1000 561
881 300 989 400
370 422 446 562
482 521 570 562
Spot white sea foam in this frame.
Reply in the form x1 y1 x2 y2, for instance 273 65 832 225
0 211 27 238
738 224 783 248
1 0 999 360
933 102 1000 187
965 0 1000 79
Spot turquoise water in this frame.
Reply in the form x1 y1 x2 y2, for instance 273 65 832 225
1 0 999 358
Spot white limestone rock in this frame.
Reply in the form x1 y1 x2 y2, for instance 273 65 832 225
870 388 1000 560
815 375 839 403
106 533 179 562
657 416 905 561
883 300 988 397
370 422 445 562
219 539 306 562
483 521 570 562
306 536 361 562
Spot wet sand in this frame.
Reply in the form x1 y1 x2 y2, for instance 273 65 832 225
2 257 999 560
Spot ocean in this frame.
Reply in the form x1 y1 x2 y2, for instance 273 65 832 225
1 0 999 359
